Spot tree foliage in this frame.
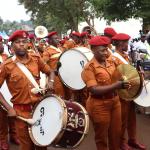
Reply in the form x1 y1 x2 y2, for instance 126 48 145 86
18 0 97 33
90 0 150 31
18 0 150 33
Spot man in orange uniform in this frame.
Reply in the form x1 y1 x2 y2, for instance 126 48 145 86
80 32 90 48
0 36 19 150
112 33 146 150
62 31 81 50
0 30 53 150
82 36 130 150
104 27 117 54
43 31 66 98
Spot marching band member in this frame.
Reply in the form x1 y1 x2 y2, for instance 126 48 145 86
0 36 19 150
80 32 90 48
81 36 130 150
0 30 53 150
62 31 81 50
104 27 117 54
112 33 146 150
43 31 66 98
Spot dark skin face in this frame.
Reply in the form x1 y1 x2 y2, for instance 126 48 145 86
141 36 146 43
12 37 29 57
71 35 80 44
48 34 60 47
0 41 4 54
92 45 108 64
118 40 129 52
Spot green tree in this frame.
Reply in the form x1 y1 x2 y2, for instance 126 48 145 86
91 0 150 33
18 0 97 33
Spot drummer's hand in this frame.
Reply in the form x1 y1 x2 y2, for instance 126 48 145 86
115 81 131 89
7 108 17 117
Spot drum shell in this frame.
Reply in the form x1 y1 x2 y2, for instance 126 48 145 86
53 100 89 148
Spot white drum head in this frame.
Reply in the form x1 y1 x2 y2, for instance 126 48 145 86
58 49 89 90
75 47 93 61
134 80 150 107
29 96 65 146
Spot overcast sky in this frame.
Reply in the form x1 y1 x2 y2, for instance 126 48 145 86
0 0 30 21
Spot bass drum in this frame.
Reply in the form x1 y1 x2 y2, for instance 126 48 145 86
29 94 89 148
134 80 150 107
58 47 93 90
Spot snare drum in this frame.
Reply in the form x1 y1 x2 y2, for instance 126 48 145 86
29 95 89 148
58 47 93 90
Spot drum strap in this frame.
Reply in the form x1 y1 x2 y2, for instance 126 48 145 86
113 52 129 64
12 56 42 94
50 45 62 53
0 55 3 63
49 45 62 59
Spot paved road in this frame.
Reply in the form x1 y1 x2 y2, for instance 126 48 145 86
10 113 150 150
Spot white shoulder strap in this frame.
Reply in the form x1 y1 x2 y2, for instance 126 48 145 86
113 52 128 64
50 45 62 53
12 56 42 94
0 55 3 63
16 62 40 89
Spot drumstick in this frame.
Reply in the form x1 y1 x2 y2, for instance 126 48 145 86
17 116 36 125
139 69 148 93
143 79 148 93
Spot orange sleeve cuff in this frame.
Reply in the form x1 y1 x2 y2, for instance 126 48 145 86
86 80 97 88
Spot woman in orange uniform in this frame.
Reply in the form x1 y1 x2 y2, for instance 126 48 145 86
82 36 130 150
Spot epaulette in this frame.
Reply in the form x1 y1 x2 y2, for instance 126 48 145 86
84 61 93 69
29 52 40 58
3 57 13 65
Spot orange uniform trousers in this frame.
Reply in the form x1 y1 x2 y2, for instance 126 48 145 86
120 99 136 144
86 96 121 150
0 106 17 143
14 106 47 150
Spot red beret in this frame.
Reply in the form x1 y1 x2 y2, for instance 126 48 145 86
71 32 81 37
29 34 35 39
80 32 88 37
47 31 57 38
9 30 29 42
104 27 117 37
89 36 110 46
0 36 2 41
112 33 131 41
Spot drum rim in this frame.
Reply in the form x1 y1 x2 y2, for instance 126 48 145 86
58 48 89 90
28 94 68 146
71 101 89 148
133 71 144 100
53 101 89 148
134 80 150 107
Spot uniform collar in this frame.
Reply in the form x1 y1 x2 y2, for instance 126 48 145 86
90 57 112 68
13 54 31 64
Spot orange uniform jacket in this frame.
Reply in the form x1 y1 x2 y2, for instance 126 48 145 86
0 53 51 105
